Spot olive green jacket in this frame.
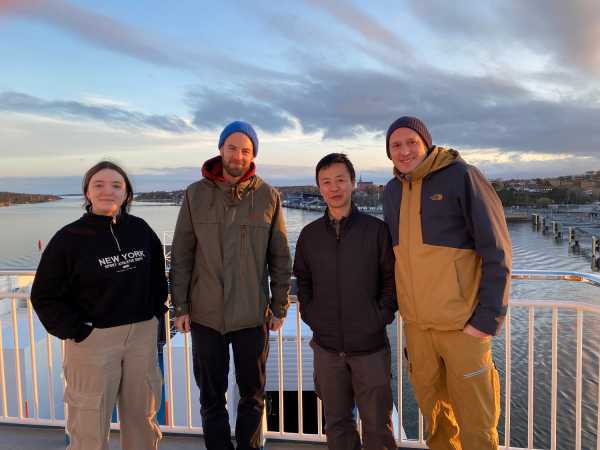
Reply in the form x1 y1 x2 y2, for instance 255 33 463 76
169 157 291 333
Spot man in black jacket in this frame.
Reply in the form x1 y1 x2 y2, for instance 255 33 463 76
293 153 397 450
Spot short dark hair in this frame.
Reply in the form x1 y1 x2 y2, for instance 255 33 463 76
82 161 134 214
315 153 356 186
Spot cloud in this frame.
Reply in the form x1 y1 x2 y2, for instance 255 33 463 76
497 0 600 75
188 88 294 133
0 0 297 81
0 0 181 67
304 0 410 55
188 65 600 155
0 91 194 133
406 0 600 76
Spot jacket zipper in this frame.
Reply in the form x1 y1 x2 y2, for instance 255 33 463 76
109 222 122 252
240 225 247 257
406 177 418 322
336 228 345 356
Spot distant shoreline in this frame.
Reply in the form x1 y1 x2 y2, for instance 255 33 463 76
0 193 62 207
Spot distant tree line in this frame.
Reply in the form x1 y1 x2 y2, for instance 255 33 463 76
495 186 596 207
134 191 185 203
0 192 61 206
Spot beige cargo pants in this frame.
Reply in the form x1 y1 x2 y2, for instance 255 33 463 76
63 317 163 450
405 324 500 450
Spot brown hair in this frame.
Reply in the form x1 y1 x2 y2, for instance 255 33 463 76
82 161 134 214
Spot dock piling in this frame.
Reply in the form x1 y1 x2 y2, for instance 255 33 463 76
593 236 599 271
552 221 562 240
541 216 549 235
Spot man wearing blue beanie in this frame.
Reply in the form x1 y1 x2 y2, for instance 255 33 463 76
383 116 512 449
218 120 259 157
171 120 291 450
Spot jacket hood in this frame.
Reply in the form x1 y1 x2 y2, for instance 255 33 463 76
394 146 461 181
201 155 256 183
200 155 262 209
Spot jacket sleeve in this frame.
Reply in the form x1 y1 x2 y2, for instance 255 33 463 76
464 167 512 335
169 189 197 317
267 192 292 319
377 222 398 325
150 228 169 318
30 234 92 342
292 230 313 326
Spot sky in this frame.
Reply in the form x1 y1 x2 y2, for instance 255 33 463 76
1 0 600 193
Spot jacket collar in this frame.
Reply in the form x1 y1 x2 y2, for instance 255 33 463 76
394 146 461 182
323 203 359 235
82 211 129 226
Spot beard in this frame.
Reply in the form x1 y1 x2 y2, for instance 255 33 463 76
223 160 248 178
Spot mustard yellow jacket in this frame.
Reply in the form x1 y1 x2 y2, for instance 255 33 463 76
383 147 511 335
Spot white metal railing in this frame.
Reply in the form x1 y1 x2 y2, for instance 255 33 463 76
1 269 600 449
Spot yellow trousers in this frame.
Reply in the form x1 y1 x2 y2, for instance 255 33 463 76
405 324 500 450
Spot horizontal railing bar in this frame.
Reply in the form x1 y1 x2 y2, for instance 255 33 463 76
3 293 599 313
511 269 600 286
508 299 600 313
0 293 29 299
1 269 600 286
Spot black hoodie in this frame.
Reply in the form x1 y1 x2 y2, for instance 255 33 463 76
31 212 168 342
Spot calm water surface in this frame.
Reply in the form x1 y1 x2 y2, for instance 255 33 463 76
1 198 599 448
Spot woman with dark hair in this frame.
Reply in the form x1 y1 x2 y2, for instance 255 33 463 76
31 161 168 450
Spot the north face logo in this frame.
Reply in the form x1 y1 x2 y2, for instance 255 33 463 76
430 194 444 201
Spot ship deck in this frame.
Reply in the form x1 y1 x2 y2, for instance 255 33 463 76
0 423 326 450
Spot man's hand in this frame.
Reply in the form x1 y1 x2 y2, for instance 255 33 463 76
269 315 284 332
175 314 191 333
463 323 491 338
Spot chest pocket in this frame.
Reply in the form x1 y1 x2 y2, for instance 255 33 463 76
239 215 271 257
420 189 472 249
421 188 462 219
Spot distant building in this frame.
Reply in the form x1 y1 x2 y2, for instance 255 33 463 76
356 175 374 192
580 180 596 190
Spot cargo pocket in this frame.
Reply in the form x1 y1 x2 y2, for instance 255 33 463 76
146 367 163 418
65 388 103 443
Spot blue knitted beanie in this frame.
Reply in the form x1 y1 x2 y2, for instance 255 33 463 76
218 121 259 156
386 116 432 158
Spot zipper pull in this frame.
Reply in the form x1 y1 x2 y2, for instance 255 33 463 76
109 222 122 252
